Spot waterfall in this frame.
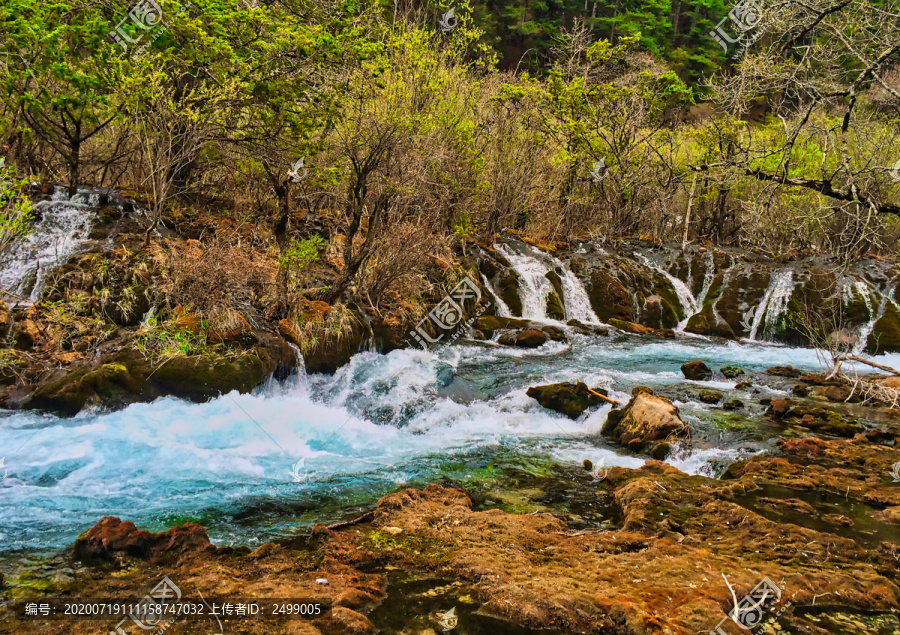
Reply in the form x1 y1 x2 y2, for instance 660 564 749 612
695 251 718 308
494 244 555 320
480 273 512 318
634 253 698 330
747 269 795 341
0 186 100 302
493 243 601 324
547 255 602 324
854 282 896 355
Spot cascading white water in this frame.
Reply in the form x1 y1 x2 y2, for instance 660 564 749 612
747 269 795 341
695 251 718 308
494 244 556 321
492 244 601 324
634 253 698 330
710 262 739 327
0 187 100 302
854 282 895 355
547 255 602 324
480 273 512 318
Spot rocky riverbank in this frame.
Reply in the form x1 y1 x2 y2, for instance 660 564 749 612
2 384 899 634
3 187 900 416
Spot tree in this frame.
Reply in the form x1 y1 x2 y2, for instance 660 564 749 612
1 0 122 194
701 0 900 257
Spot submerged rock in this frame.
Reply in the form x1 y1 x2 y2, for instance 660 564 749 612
608 318 675 338
681 360 712 380
768 365 802 378
720 365 744 378
526 380 603 419
601 392 687 455
696 389 723 404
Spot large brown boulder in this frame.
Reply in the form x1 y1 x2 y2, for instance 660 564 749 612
681 360 712 381
526 381 604 419
73 517 213 563
601 393 687 455
515 329 549 348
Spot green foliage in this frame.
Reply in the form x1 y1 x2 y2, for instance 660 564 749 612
133 323 214 362
279 235 325 282
0 158 34 252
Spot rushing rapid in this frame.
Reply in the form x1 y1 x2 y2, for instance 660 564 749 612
3 333 895 555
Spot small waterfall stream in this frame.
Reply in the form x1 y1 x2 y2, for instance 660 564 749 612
0 187 101 302
747 269 796 341
854 282 897 355
634 253 699 330
480 273 512 318
494 244 556 321
493 243 601 324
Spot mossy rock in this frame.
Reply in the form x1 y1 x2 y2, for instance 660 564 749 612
867 302 900 354
498 270 524 317
720 365 744 378
545 288 565 320
526 380 603 419
474 316 531 335
684 302 735 338
27 362 144 416
545 269 566 320
647 273 684 329
587 268 633 323
714 267 771 338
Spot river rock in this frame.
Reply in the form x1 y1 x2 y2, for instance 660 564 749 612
73 517 213 563
601 392 687 455
767 365 802 378
526 381 603 419
696 389 723 404
608 318 675 338
681 360 712 380
720 365 744 378
25 332 296 416
566 318 609 336
514 329 549 348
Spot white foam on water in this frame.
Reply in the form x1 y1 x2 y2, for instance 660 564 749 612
480 272 512 318
0 187 100 301
494 243 557 321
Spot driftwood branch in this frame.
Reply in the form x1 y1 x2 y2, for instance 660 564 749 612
588 387 621 406
837 354 900 376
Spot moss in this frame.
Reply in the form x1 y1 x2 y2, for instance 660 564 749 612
648 272 685 328
545 287 566 320
499 270 523 317
867 302 900 354
587 268 633 322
